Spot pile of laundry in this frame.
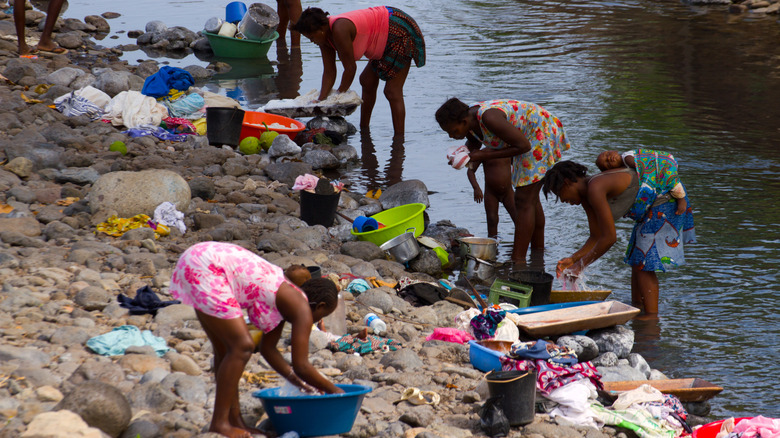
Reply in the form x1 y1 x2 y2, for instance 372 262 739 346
53 66 240 142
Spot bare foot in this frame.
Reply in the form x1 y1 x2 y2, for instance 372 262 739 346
211 424 251 438
230 415 265 436
34 42 68 54
18 43 31 56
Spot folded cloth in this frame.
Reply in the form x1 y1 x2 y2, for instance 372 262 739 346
446 144 471 170
86 325 170 357
118 285 180 315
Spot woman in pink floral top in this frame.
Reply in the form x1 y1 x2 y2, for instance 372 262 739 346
436 98 571 263
170 241 342 438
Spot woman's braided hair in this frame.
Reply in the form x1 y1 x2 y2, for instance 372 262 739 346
300 277 338 308
435 97 469 130
542 160 588 199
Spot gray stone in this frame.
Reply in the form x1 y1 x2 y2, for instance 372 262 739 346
407 248 442 276
268 134 302 158
305 115 350 135
222 157 250 177
89 169 191 217
308 329 331 351
0 289 43 311
9 186 38 203
71 73 97 90
256 231 309 253
0 345 50 368
340 240 384 261
74 286 111 311
0 217 42 236
0 231 45 247
590 325 634 358
56 381 132 438
183 65 211 80
627 353 652 379
592 351 618 367
187 177 215 200
193 212 225 230
349 260 381 278
22 410 103 437
302 149 340 169
557 335 599 363
140 368 170 385
55 31 85 49
4 141 64 171
56 167 101 185
94 69 131 97
0 252 19 269
126 381 177 413
597 364 648 382
263 161 312 187
379 349 424 371
120 227 156 241
161 373 207 405
46 67 86 87
0 112 22 131
331 144 359 163
165 351 202 376
398 404 436 428
121 419 160 438
4 156 34 178
145 21 168 33
85 15 111 32
0 169 23 192
154 304 197 325
49 326 91 346
379 180 430 209
35 205 66 224
355 288 395 313
66 360 126 387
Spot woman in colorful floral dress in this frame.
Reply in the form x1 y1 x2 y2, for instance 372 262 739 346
436 97 572 262
170 241 342 438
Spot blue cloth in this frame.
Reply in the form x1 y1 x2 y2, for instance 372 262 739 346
123 126 189 141
141 66 195 98
509 340 578 365
163 93 205 119
624 195 695 272
86 325 170 357
345 279 371 295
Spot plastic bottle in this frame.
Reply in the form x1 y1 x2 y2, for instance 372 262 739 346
322 292 346 336
364 313 386 334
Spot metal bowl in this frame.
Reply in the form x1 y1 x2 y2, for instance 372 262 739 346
458 237 498 261
380 231 420 263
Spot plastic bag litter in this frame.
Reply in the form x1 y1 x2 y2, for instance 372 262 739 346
479 396 510 437
153 202 186 234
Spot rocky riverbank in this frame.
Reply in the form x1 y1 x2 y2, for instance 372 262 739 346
0 7 721 438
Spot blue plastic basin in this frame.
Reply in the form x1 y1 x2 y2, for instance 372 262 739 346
252 383 372 437
468 340 505 372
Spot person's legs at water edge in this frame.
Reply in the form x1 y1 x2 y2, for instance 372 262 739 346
512 180 544 263
383 64 410 140
36 0 65 53
631 265 660 314
196 311 259 438
359 64 379 132
276 0 301 47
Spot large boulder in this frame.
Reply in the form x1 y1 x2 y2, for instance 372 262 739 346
89 169 190 217
379 180 430 209
55 381 132 437
21 410 105 438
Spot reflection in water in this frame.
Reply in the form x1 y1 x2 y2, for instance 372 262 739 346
210 57 276 106
359 131 406 190
274 46 303 99
630 315 662 364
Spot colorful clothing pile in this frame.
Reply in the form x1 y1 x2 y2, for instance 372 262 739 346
95 214 170 238
508 340 578 365
327 333 401 355
470 309 506 340
499 356 603 396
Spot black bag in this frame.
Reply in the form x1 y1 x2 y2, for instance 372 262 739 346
398 283 448 306
479 396 510 437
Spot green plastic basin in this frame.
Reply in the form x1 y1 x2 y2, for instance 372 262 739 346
351 203 426 246
203 31 278 59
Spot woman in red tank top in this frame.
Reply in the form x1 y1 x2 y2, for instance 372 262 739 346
292 6 425 139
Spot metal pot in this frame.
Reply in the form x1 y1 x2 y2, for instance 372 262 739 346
380 230 420 263
464 255 496 281
458 237 498 261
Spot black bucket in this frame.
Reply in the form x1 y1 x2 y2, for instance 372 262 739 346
206 107 245 147
306 266 322 278
510 270 553 306
486 369 536 426
299 191 340 227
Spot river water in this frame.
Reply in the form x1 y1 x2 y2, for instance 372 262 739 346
61 0 780 418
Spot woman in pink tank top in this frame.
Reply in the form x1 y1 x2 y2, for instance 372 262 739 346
292 6 425 139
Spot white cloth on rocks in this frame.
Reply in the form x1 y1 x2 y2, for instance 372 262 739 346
454 308 480 334
544 380 603 429
491 319 519 343
264 89 362 110
105 90 169 129
611 383 665 410
153 202 186 234
54 85 111 109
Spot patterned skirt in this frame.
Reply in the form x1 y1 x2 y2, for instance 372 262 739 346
369 7 426 81
624 197 696 272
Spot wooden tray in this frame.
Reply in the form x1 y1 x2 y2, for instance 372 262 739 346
550 290 612 303
512 301 640 337
602 378 723 402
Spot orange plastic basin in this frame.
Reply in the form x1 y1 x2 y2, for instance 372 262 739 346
240 111 305 141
